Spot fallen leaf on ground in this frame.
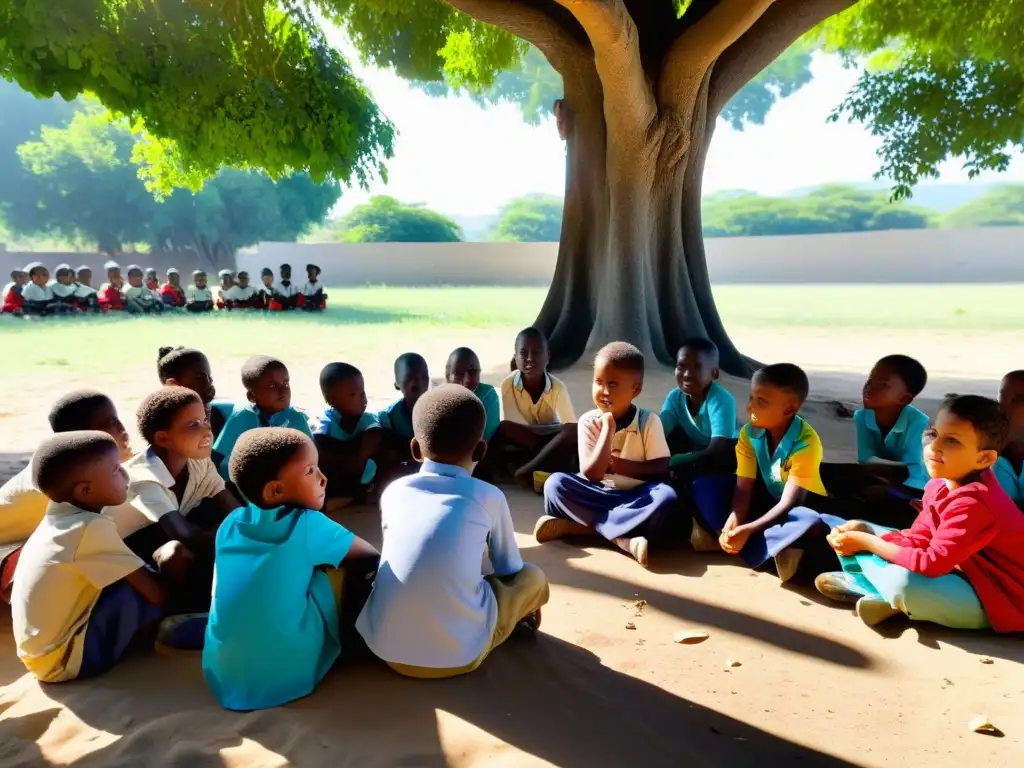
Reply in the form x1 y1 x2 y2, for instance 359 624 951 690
969 715 1003 736
980 657 994 665
631 599 648 616
724 659 742 669
625 622 636 630
673 630 710 645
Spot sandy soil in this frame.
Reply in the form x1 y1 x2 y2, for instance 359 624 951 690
1 328 1022 767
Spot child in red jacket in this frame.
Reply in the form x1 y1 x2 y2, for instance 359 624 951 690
98 261 126 312
159 268 186 309
817 395 1024 632
1 268 27 314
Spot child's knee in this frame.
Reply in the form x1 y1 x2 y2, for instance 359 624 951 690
154 540 195 582
542 471 571 499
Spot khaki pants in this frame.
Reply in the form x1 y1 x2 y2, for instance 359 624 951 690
387 563 550 679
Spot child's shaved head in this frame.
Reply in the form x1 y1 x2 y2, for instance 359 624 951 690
413 384 486 464
595 342 645 376
241 355 287 390
32 431 124 504
395 352 428 380
48 390 115 432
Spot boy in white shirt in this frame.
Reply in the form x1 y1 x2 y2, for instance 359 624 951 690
123 265 164 314
50 264 80 311
274 263 299 310
537 342 679 569
357 384 549 678
185 270 214 313
21 262 55 315
215 269 234 310
299 263 327 311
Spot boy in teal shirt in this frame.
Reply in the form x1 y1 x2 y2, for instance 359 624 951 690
212 356 312 480
660 338 738 477
203 428 378 710
377 353 430 481
996 370 1024 508
313 362 383 501
446 347 499 443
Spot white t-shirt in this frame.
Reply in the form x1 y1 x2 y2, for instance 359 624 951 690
21 283 53 302
274 281 299 298
12 502 144 682
0 463 47 560
301 280 324 297
124 285 158 303
500 371 576 426
104 448 226 538
577 408 670 490
185 285 213 303
356 460 524 669
223 285 256 302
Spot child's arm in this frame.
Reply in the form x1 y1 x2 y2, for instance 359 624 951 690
159 511 213 555
481 387 501 443
487 492 525 578
122 565 168 605
580 413 615 483
609 456 670 481
736 478 807 532
500 382 529 426
720 476 756 554
212 486 244 516
670 391 737 468
554 384 576 424
344 536 380 561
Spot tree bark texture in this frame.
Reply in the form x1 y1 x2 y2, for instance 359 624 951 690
449 0 858 374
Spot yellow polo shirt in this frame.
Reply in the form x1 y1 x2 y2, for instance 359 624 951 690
0 463 48 561
736 416 826 499
500 371 576 426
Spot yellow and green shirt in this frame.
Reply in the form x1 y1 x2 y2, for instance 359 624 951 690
736 416 826 499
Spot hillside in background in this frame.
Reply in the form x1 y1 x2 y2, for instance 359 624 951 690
785 181 999 213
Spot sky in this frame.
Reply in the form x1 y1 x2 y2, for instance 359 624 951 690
327 31 1024 217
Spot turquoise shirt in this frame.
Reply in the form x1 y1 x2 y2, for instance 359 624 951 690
474 383 500 442
659 382 738 449
377 398 414 440
312 409 381 484
209 400 235 441
212 404 313 480
737 416 827 499
203 504 354 711
994 456 1023 502
853 406 930 490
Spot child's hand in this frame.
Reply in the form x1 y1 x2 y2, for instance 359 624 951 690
827 530 872 556
600 411 617 434
833 520 873 535
719 514 750 555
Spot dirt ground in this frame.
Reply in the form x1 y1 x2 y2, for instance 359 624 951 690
0 326 1021 767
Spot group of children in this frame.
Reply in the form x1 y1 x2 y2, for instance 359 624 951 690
2 329 1023 712
1 261 328 316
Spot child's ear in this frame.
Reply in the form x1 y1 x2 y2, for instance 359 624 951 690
783 400 798 418
246 390 256 404
165 377 180 388
410 438 424 463
472 440 488 464
633 380 644 398
394 382 400 391
976 448 999 471
153 430 173 450
898 392 913 407
711 367 721 382
262 480 285 506
72 480 91 502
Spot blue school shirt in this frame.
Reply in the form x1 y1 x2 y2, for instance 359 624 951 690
312 409 381 484
994 456 1023 502
852 406 930 490
202 504 354 711
212 404 314 480
659 382 738 448
377 398 414 440
474 383 500 442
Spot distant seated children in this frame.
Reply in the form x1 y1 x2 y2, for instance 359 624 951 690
124 264 164 314
159 268 186 308
1 390 133 604
74 266 99 311
2 268 27 314
357 385 549 678
20 263 56 316
271 263 299 311
50 264 81 312
661 338 738 478
377 353 430 477
212 356 313 479
215 269 234 310
821 355 929 527
299 263 327 311
537 343 678 569
204 428 379 710
104 388 242 612
995 370 1024 508
691 363 830 581
185 270 214 313
12 432 168 682
446 347 499 444
145 268 159 292
312 363 383 501
223 271 256 309
255 268 275 310
817 396 1024 632
155 345 233 438
494 327 576 487
98 260 125 312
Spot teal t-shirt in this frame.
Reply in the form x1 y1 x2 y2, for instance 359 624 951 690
659 382 738 449
378 398 415 440
212 404 313 480
853 405 930 490
203 504 354 711
994 456 1023 502
474 383 500 442
312 409 381 484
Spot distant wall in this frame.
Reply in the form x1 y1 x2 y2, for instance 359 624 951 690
0 245 234 281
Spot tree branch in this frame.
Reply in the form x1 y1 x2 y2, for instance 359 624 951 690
553 0 657 133
708 0 858 117
660 0 778 107
444 0 586 71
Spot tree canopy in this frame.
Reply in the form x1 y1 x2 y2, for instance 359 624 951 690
944 185 1024 229
333 196 463 242
492 194 563 241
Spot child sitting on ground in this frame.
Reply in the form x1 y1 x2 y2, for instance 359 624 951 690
203 428 379 710
446 347 500 444
155 346 235 439
660 338 738 479
691 363 830 582
145 268 159 292
273 263 299 311
224 271 256 309
212 356 313 478
74 266 98 312
995 370 1024 508
2 268 27 314
494 327 576 488
12 432 169 682
215 269 234 310
124 265 164 314
312 363 383 502
817 395 1024 632
377 353 430 479
357 385 548 678
299 263 327 311
98 261 125 312
159 268 186 308
21 263 56 315
820 355 929 528
1 390 133 603
104 388 242 612
186 270 214 313
537 343 678 569
50 264 80 312
255 268 275 310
